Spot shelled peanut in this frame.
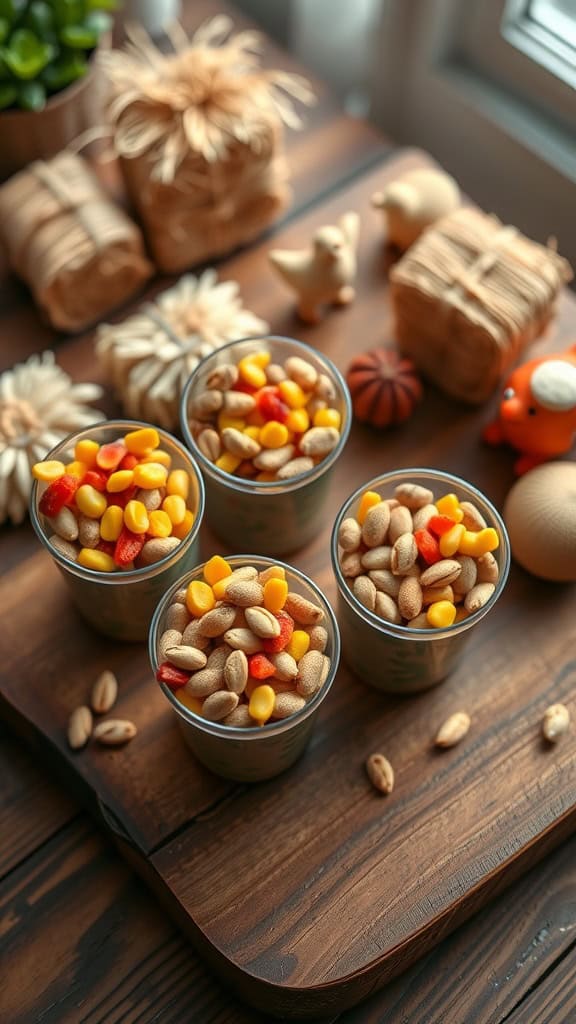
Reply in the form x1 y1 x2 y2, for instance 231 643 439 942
337 482 500 628
33 428 196 571
188 348 343 482
155 557 331 727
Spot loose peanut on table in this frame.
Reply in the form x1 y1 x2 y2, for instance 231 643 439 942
156 557 332 728
338 483 500 630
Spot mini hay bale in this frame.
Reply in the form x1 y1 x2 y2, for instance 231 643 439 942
390 208 572 404
96 270 269 430
0 152 152 332
100 16 315 273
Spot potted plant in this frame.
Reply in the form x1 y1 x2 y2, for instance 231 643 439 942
0 0 117 180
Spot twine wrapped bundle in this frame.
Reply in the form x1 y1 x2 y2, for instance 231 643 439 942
0 151 153 332
390 208 573 403
100 16 314 273
96 270 268 429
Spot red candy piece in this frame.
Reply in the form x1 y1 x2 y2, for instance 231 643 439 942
83 468 108 492
248 653 276 679
114 526 145 567
428 514 456 537
156 662 191 689
96 540 115 557
233 380 258 395
257 386 289 423
39 473 79 517
114 484 138 508
414 528 441 565
119 453 139 471
262 610 294 653
96 441 127 472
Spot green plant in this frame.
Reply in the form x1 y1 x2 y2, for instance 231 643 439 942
0 0 117 112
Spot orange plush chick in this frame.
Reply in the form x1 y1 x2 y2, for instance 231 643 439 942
483 346 576 475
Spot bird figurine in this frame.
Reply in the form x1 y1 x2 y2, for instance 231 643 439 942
483 345 576 475
268 211 359 324
372 168 460 250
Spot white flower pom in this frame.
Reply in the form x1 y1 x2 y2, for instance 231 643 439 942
0 352 105 526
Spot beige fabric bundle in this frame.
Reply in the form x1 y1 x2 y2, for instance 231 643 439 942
100 17 314 273
0 151 152 332
390 208 573 403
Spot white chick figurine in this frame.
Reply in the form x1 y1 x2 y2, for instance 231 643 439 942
268 211 359 324
372 168 460 250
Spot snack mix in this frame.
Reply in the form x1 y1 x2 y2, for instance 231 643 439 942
337 482 500 628
33 427 196 571
188 348 343 482
156 557 331 727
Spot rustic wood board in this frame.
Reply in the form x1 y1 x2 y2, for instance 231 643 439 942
1 150 576 1018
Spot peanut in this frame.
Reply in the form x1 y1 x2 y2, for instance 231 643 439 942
224 650 249 693
67 706 93 750
435 711 471 748
245 606 281 639
197 605 237 637
165 646 207 671
277 457 315 479
284 592 324 625
542 703 570 742
225 580 264 607
296 650 329 698
366 753 394 794
204 364 237 391
93 719 137 746
90 670 118 715
394 482 434 509
353 575 377 611
361 502 390 548
272 692 307 719
202 690 239 721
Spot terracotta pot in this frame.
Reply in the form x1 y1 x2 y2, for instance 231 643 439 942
0 46 106 182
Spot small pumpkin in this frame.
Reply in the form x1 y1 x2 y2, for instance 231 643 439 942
346 348 422 428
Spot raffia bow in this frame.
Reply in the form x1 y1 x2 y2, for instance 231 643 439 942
100 16 315 183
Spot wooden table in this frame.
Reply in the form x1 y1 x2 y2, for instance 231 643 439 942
2 4 576 1023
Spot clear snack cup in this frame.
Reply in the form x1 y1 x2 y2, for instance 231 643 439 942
180 336 351 556
331 469 511 693
30 420 205 642
149 555 340 782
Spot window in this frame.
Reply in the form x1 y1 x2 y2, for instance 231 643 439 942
370 0 576 269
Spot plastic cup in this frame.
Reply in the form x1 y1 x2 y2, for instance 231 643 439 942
30 420 205 642
330 469 510 693
149 555 340 781
180 336 351 556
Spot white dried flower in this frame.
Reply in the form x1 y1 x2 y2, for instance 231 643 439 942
96 270 268 430
0 352 105 525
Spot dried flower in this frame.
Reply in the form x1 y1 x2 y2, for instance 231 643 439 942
96 270 268 429
0 352 105 525
101 15 315 181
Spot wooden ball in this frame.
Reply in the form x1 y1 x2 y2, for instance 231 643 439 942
346 348 422 428
503 462 576 581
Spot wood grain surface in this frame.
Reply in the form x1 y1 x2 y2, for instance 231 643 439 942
3 718 576 1024
1 149 576 1018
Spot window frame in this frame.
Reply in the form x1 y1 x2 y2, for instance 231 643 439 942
369 0 576 269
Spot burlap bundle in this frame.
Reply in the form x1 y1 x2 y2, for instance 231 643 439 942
100 17 314 273
390 208 573 403
0 151 152 332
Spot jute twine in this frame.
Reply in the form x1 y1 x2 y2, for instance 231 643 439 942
390 208 573 404
0 151 152 331
100 16 314 272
